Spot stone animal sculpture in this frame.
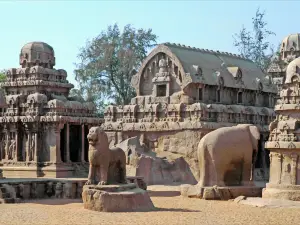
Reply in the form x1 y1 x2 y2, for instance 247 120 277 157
85 126 126 185
198 124 260 187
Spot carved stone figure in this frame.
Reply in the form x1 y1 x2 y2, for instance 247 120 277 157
85 127 126 185
55 182 63 198
30 183 37 198
46 182 54 197
8 139 16 160
63 182 76 199
198 124 260 187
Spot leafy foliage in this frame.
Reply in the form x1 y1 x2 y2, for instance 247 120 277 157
0 70 6 83
74 23 157 112
233 8 275 72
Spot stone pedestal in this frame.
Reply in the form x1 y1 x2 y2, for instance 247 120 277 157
263 183 300 201
262 148 300 201
82 183 154 212
180 184 262 200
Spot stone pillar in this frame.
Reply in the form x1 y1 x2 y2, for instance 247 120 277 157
33 132 38 162
81 124 85 162
15 131 19 161
166 82 170 97
50 124 63 163
65 123 70 162
291 153 298 185
26 131 31 161
4 131 9 160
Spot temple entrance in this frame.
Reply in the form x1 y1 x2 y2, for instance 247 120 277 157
60 126 66 162
84 125 89 162
69 125 81 162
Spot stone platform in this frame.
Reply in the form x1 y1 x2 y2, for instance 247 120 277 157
180 184 262 200
1 165 75 178
82 183 154 212
0 176 147 203
262 183 300 201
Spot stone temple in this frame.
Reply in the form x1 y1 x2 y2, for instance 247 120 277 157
263 35 300 200
268 33 300 94
0 42 102 178
103 43 278 184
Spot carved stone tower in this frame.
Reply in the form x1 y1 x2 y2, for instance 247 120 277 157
0 42 103 178
263 57 300 200
268 33 300 94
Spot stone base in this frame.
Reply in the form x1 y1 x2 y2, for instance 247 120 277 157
1 165 74 178
82 183 155 212
262 183 300 201
180 184 262 200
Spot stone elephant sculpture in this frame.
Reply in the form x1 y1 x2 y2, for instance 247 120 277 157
198 124 260 187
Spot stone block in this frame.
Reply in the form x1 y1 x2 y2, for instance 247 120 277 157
180 184 203 198
262 184 300 201
202 187 216 200
82 184 155 212
180 184 262 200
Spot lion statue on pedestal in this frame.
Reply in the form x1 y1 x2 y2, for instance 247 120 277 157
85 127 127 185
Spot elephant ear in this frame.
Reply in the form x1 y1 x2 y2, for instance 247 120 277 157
249 125 260 140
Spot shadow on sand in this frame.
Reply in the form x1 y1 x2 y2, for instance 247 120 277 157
22 199 200 212
148 190 181 197
24 199 82 205
153 207 200 212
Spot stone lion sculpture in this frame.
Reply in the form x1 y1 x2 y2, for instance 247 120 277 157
85 126 127 185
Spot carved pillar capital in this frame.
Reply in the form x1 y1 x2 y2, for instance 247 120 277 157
53 123 64 133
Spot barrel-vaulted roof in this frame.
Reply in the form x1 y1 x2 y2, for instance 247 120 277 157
136 43 277 94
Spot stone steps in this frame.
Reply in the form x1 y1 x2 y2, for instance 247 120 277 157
0 184 17 204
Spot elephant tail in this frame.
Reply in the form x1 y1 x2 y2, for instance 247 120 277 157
198 140 207 187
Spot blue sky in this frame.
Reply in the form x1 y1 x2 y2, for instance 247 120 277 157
0 1 298 87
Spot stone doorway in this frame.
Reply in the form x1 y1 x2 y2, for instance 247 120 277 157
69 125 80 162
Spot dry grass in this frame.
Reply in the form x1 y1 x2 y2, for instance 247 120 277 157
0 185 299 225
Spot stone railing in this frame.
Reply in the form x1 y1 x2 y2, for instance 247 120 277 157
0 176 147 203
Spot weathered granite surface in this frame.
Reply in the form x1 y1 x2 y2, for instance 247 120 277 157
263 39 300 200
0 41 103 178
82 184 154 212
180 184 262 200
0 176 146 204
103 43 278 184
82 127 154 212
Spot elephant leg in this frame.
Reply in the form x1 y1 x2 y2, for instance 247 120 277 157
242 152 255 186
198 146 208 187
214 164 225 186
242 162 252 186
120 162 127 183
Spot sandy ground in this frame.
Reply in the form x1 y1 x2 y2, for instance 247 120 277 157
0 185 299 225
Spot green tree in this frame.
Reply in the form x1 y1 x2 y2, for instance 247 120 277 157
0 70 6 94
74 23 157 112
233 8 275 72
0 70 6 83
